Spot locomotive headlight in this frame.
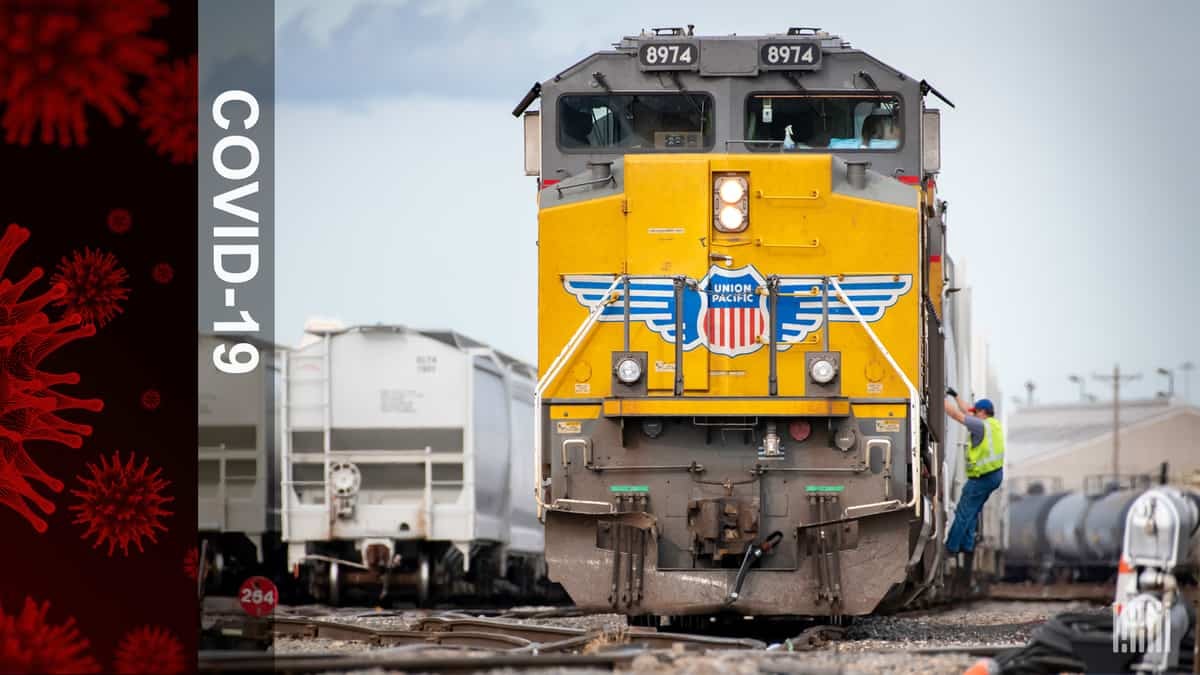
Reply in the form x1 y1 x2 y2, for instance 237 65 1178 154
717 205 745 230
718 178 745 203
810 358 837 384
615 357 643 384
713 174 749 232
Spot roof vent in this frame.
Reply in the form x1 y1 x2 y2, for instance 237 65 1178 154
787 27 821 35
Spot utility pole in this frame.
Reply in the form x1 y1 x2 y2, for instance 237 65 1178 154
1093 365 1141 478
1181 361 1195 405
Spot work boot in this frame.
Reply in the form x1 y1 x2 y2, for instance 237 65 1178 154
961 550 976 595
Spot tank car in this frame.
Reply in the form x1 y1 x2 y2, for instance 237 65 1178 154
198 333 284 593
280 322 556 604
1019 477 1152 582
516 27 972 617
1083 487 1145 567
1003 483 1068 582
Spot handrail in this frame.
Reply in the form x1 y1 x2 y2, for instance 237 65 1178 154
534 276 624 519
828 277 922 518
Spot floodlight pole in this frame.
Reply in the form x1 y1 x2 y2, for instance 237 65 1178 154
1093 364 1141 479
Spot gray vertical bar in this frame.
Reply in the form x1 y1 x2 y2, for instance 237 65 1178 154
197 0 275 634
199 0 275 356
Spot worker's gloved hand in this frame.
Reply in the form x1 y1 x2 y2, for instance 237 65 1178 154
946 387 958 398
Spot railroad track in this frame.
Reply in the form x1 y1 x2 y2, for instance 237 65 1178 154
201 607 769 673
987 581 1114 602
200 596 1086 674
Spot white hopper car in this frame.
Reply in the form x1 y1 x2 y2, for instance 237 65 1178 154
281 322 556 604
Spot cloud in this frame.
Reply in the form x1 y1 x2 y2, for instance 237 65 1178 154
276 0 553 101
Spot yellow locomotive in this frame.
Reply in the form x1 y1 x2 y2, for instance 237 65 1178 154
514 27 960 617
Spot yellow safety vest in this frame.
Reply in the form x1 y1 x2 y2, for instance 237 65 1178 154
966 417 1005 478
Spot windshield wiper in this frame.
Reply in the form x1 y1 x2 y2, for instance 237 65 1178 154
511 82 541 117
919 79 956 109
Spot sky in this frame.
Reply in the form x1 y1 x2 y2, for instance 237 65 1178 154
274 0 1200 407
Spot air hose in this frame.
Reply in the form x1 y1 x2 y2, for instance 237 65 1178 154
723 530 784 606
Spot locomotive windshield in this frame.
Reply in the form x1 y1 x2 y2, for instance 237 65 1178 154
558 93 714 152
744 93 902 151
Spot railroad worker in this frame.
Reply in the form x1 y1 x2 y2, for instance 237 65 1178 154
943 389 1004 577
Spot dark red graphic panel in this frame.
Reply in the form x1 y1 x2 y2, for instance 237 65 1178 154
0 0 197 670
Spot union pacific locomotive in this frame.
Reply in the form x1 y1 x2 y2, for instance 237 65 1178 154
514 27 987 618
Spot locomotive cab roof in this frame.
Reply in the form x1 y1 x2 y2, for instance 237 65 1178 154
517 27 950 181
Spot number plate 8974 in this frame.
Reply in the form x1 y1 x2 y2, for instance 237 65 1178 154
638 42 698 70
759 41 822 70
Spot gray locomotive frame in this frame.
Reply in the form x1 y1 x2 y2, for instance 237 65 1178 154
521 28 959 617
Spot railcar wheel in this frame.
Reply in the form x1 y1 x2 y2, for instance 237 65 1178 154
416 553 431 607
328 561 341 606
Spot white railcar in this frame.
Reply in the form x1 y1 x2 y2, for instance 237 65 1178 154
281 322 550 604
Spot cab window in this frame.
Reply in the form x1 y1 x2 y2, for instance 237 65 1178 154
744 93 902 151
558 93 714 152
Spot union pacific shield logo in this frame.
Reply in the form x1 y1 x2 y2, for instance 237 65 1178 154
698 266 768 357
561 265 912 358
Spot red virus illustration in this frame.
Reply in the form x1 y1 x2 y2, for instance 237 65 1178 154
0 224 102 533
106 208 131 234
151 262 173 284
139 388 160 411
50 247 130 327
112 626 185 675
0 0 167 147
69 451 173 556
138 54 196 164
183 545 198 582
0 597 101 673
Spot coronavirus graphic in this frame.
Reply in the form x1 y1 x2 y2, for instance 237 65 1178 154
0 0 167 146
183 545 198 581
106 208 131 234
112 626 184 675
0 597 101 673
0 224 102 533
139 388 160 411
70 451 173 556
50 247 130 327
138 54 196 164
151 262 173 284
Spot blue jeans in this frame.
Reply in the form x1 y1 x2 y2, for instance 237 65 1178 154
946 469 1002 553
